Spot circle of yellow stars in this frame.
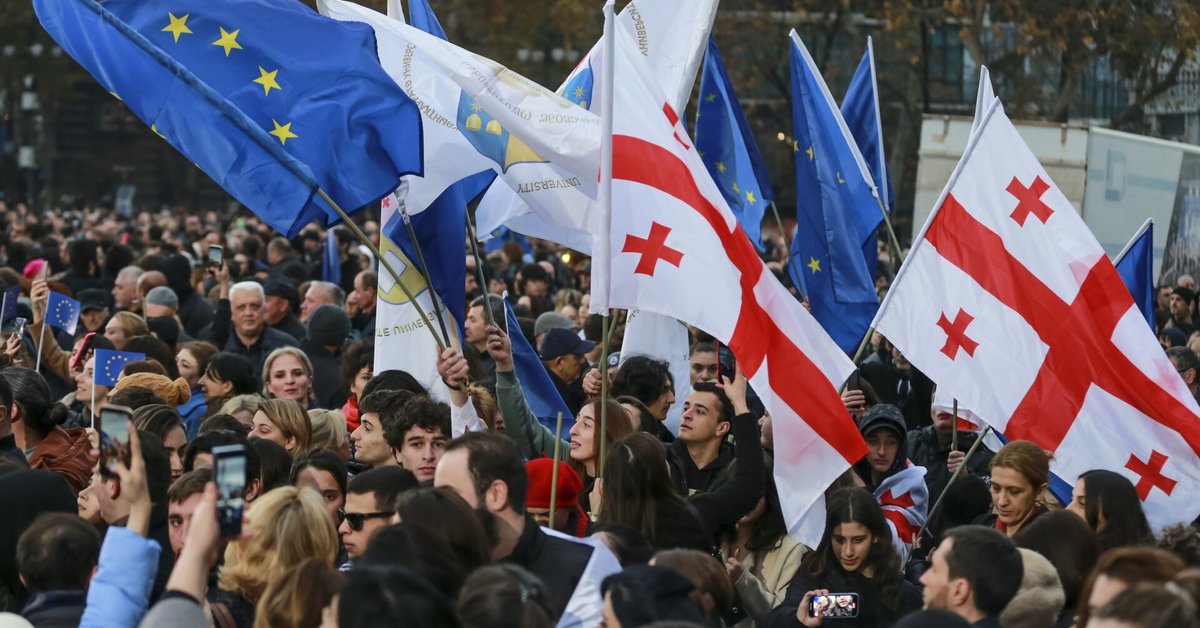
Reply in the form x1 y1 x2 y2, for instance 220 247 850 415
154 13 294 147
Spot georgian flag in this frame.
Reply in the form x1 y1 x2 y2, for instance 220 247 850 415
873 97 1200 530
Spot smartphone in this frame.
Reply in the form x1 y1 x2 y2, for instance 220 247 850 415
717 342 736 383
11 317 27 339
207 244 224 270
98 405 134 479
71 332 98 372
809 593 859 618
212 444 247 538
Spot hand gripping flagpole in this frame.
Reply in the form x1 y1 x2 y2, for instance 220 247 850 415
596 0 617 479
913 425 991 546
316 189 446 352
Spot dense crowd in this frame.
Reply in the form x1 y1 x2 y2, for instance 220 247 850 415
0 199 1197 628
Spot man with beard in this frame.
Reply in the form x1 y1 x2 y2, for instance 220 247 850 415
434 432 619 626
337 467 418 566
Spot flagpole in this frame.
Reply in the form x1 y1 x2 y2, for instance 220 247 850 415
34 323 46 372
913 425 991 544
316 189 446 352
465 213 497 328
1112 217 1153 266
398 200 452 347
951 398 959 452
90 375 96 430
596 0 617 479
549 411 564 526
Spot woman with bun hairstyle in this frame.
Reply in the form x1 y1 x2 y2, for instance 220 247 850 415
3 366 96 493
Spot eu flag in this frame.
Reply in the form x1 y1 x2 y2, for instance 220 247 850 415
841 37 893 274
94 349 146 388
503 295 574 433
694 36 774 251
0 284 19 323
35 0 423 239
1115 218 1155 330
401 0 498 339
45 291 81 335
322 228 340 285
788 32 880 354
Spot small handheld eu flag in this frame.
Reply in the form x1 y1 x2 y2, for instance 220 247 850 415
94 349 146 388
46 292 81 335
0 284 19 324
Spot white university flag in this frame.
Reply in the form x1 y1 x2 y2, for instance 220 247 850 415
873 98 1200 530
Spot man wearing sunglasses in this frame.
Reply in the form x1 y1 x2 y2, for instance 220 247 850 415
337 466 418 564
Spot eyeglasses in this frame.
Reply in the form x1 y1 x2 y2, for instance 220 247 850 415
337 509 392 531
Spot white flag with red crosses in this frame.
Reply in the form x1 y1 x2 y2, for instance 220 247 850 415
873 98 1200 530
589 24 867 545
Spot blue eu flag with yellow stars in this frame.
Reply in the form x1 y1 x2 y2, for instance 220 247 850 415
45 291 81 335
787 33 879 355
34 0 423 239
694 36 774 251
0 284 19 323
94 349 146 388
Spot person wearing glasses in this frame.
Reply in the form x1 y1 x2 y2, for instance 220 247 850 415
336 466 418 566
1166 346 1200 404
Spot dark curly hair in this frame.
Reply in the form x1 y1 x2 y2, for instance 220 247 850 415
610 356 673 409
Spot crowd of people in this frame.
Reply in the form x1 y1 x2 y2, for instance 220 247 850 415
0 199 1197 628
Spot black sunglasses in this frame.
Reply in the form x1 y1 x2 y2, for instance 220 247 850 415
338 509 392 531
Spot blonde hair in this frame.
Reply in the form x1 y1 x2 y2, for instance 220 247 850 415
258 398 313 454
468 385 499 431
307 408 348 452
253 558 342 628
991 439 1052 490
218 487 338 602
110 311 150 338
220 394 263 417
261 347 315 405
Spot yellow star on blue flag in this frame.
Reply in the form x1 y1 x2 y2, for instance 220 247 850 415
94 349 146 387
45 291 81 334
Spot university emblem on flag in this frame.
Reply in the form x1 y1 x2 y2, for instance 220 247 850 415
376 222 430 306
456 94 545 172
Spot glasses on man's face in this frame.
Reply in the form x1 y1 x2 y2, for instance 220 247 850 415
337 509 392 532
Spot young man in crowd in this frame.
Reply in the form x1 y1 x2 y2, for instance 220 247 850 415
920 525 1024 627
16 512 101 626
381 394 451 483
338 466 418 562
670 381 735 495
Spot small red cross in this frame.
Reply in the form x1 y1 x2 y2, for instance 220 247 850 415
879 488 915 509
1126 450 1178 500
1007 175 1053 226
382 196 392 208
936 309 979 360
622 222 684 276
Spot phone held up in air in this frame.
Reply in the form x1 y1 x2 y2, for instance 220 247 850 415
98 404 134 479
11 317 27 340
716 341 736 383
212 444 247 538
207 244 224 270
809 592 860 619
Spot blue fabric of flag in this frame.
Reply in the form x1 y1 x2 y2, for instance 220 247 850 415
841 42 894 275
402 0 497 340
0 285 19 323
1115 222 1155 330
694 36 773 251
35 0 423 238
322 228 340 285
94 349 146 387
45 291 81 335
503 296 574 433
787 37 879 354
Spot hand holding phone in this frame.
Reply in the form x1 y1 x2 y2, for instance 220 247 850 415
99 405 134 478
207 244 224 270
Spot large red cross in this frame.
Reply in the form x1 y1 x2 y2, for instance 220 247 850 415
1007 175 1053 226
936 310 979 359
879 489 917 543
926 194 1200 459
1126 451 1178 500
613 135 867 464
622 222 684 277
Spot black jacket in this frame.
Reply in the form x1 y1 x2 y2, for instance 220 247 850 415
667 437 735 496
858 356 934 431
222 327 299 381
178 291 215 339
303 342 347 410
906 426 994 501
766 565 922 628
548 370 586 418
502 515 595 621
653 412 764 551
272 312 307 344
21 590 86 628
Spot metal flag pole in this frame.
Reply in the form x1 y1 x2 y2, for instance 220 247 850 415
465 213 497 328
395 182 453 347
915 425 991 542
316 189 446 352
549 411 564 526
951 398 959 452
769 201 807 300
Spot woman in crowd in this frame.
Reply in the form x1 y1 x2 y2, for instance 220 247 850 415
253 558 342 628
1075 547 1185 628
262 346 315 410
249 398 312 456
175 340 219 437
766 488 922 628
851 404 928 561
1015 510 1099 628
199 352 258 416
289 449 348 524
653 548 735 625
339 339 373 431
132 404 188 482
104 311 149 351
112 371 192 409
307 408 350 458
210 487 339 627
394 487 492 577
976 440 1051 536
220 395 263 430
1067 469 1154 554
5 366 95 494
595 370 763 551
722 457 806 628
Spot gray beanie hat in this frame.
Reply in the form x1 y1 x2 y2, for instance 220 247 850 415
307 304 352 348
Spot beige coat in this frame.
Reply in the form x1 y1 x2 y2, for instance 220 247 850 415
726 535 808 627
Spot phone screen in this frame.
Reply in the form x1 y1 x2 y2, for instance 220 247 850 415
717 343 736 382
12 317 27 339
809 593 859 618
207 245 224 268
99 406 133 477
213 444 247 538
